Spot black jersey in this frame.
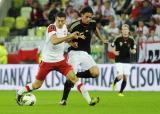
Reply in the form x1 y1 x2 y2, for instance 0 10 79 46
68 19 97 54
111 36 136 63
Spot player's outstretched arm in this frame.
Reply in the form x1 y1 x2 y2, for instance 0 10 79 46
51 31 80 45
95 27 108 44
109 43 119 56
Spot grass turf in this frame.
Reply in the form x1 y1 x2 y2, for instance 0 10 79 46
0 91 160 114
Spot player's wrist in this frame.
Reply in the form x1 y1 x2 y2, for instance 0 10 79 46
67 34 73 39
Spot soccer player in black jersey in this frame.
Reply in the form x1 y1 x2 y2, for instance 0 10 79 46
59 6 108 105
111 24 136 96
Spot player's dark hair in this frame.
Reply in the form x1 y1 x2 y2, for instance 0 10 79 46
80 6 93 14
56 12 66 18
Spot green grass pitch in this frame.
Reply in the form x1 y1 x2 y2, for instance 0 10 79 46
0 91 160 114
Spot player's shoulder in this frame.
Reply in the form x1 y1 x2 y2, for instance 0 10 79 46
47 24 56 33
70 20 81 27
69 20 81 31
47 24 56 28
128 36 134 40
89 19 96 27
114 35 122 41
128 36 135 42
90 19 96 23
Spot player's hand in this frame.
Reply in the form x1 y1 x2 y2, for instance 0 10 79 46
102 39 108 44
130 49 136 54
114 51 120 56
70 42 78 48
69 31 79 39
78 32 86 39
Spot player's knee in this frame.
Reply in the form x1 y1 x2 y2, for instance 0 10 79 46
123 75 127 81
69 75 78 84
89 66 100 78
90 69 99 78
117 75 123 80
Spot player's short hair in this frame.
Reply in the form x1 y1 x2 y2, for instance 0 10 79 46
121 24 129 30
56 12 66 18
80 6 93 14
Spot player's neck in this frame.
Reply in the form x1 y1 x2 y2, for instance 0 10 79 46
122 36 129 40
80 20 89 27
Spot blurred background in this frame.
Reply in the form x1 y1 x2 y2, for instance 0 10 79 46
0 1 160 113
0 0 160 64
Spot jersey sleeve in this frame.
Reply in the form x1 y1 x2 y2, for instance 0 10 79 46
111 37 118 48
68 21 80 33
47 24 56 38
130 38 136 49
92 20 97 31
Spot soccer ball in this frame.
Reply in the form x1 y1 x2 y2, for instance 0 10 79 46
22 93 36 106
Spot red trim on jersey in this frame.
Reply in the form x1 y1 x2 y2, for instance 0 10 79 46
77 83 83 93
25 85 30 92
48 25 56 33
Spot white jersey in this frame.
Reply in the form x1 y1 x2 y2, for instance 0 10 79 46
42 23 68 62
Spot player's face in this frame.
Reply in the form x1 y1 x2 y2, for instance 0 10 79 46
122 27 130 37
81 13 93 25
56 17 66 28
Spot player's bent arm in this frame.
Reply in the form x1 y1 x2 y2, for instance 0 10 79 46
130 38 136 54
109 44 119 56
51 32 79 45
51 34 73 45
95 27 108 44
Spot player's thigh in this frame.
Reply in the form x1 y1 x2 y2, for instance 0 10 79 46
115 63 124 76
68 51 80 74
58 60 78 84
81 52 97 71
36 62 53 81
88 66 100 77
58 59 75 77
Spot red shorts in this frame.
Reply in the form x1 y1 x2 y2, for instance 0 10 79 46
36 59 73 80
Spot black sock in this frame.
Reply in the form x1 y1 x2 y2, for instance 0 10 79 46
120 80 127 93
114 77 120 85
77 70 95 78
61 80 74 101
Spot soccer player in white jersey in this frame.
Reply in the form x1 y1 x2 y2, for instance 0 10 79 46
16 12 99 106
